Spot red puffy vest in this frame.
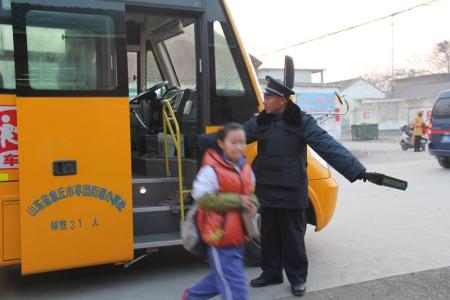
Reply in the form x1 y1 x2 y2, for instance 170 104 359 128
197 149 254 247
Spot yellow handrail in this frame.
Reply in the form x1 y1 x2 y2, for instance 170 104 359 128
161 100 184 222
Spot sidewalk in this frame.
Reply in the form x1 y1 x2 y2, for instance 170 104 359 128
281 267 450 300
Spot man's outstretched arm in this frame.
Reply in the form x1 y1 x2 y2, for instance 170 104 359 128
303 113 366 182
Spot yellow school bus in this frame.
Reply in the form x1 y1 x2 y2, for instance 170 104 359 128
0 0 338 274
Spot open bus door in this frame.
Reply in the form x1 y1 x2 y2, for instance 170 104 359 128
11 0 133 274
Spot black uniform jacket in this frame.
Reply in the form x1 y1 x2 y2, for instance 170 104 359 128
198 102 366 209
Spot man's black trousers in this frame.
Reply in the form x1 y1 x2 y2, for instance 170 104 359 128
414 135 421 151
260 207 308 284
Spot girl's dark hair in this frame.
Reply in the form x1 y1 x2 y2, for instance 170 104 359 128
216 122 245 144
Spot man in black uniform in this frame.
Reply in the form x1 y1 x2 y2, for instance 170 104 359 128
243 76 366 297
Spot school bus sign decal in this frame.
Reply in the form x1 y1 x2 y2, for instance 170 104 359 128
25 184 128 236
26 184 127 217
0 106 18 170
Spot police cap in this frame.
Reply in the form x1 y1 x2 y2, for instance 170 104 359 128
264 75 295 98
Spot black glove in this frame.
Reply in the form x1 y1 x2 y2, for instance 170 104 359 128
356 171 365 181
358 171 383 185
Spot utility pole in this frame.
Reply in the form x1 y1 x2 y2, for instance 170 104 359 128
391 15 395 97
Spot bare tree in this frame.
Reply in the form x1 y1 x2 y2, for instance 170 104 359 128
430 40 450 73
360 40 450 94
362 70 391 92
362 68 417 93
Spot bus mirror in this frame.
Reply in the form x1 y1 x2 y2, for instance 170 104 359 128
284 56 294 89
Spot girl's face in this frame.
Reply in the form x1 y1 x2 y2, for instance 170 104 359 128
218 129 246 162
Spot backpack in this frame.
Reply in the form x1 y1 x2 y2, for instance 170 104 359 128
181 204 206 256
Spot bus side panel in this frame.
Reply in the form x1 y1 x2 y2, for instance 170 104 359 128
1 181 21 265
308 177 339 231
0 94 20 266
0 94 19 182
17 97 133 275
3 195 20 261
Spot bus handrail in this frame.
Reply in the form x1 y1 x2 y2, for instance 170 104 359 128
161 100 184 222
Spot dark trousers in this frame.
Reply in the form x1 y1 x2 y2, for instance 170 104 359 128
260 207 308 284
414 135 421 151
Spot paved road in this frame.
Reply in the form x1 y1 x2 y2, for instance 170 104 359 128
1 140 449 299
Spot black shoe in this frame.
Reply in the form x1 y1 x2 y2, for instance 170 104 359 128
250 275 283 287
291 282 307 297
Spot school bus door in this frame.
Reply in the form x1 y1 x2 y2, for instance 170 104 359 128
11 0 133 274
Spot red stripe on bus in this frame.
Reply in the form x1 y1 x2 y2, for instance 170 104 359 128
431 129 450 134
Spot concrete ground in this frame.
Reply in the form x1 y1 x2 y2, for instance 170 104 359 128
0 135 449 299
288 267 450 300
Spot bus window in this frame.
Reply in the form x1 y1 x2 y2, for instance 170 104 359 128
0 24 15 90
0 0 15 90
208 20 258 125
25 10 118 91
128 52 138 98
213 21 244 95
164 22 196 89
146 49 163 89
1 0 11 11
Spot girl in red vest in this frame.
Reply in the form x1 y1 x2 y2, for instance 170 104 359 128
182 123 259 300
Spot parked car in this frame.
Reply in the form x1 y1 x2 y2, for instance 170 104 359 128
429 90 450 168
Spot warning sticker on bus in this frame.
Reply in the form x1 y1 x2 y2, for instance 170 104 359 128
0 106 18 169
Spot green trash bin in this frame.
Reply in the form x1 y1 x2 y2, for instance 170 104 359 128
351 125 362 140
363 124 379 140
351 124 379 140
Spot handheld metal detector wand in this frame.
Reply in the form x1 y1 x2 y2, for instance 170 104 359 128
361 172 408 191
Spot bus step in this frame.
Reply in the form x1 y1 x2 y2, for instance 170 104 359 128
134 232 182 249
133 204 192 213
133 209 181 236
132 176 179 184
132 177 179 207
